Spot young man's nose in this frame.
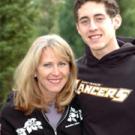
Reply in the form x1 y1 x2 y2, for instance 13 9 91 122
89 20 98 31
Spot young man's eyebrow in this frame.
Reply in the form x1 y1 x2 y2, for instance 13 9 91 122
79 14 105 21
79 16 89 21
94 13 105 17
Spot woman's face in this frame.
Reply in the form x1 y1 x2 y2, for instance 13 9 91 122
36 47 70 96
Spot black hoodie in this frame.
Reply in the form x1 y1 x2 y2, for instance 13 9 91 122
76 38 135 135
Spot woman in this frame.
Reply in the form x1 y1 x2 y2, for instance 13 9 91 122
0 34 82 135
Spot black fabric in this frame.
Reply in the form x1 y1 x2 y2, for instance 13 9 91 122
0 97 83 135
76 37 135 135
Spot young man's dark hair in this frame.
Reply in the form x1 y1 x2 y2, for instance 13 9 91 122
74 0 120 21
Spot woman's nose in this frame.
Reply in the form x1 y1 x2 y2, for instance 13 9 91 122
52 66 60 76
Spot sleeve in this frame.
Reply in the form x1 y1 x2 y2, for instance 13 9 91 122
0 115 16 135
0 103 17 135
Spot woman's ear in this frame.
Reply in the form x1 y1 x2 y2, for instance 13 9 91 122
113 14 122 30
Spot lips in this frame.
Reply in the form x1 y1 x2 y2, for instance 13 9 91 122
48 79 62 84
88 34 102 41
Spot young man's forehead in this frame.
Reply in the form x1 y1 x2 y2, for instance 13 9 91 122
77 2 107 18
79 1 106 10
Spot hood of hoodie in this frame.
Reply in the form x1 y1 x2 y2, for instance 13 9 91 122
85 37 135 66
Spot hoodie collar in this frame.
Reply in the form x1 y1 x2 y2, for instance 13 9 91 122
85 38 135 66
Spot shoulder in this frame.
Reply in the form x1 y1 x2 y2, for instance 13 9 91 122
1 101 15 116
0 100 24 125
0 92 15 117
76 55 86 64
0 101 21 134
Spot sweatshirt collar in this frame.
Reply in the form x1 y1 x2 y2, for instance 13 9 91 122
85 39 135 66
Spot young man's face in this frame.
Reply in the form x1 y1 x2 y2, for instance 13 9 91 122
76 1 121 53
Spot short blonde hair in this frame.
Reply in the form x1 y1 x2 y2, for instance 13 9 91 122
13 34 77 114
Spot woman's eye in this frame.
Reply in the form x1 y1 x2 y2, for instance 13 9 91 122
59 62 68 66
43 63 52 67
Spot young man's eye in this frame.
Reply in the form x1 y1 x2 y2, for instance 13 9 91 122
80 19 89 25
96 17 105 22
81 20 89 24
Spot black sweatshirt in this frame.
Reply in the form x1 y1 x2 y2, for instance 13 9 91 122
0 97 83 135
76 38 135 135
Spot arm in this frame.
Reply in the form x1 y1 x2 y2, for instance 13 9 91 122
0 101 17 135
0 117 17 135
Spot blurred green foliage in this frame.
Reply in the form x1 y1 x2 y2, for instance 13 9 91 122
0 0 135 109
118 0 135 36
58 0 85 58
0 0 41 107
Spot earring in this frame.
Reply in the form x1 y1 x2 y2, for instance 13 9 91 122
34 74 37 78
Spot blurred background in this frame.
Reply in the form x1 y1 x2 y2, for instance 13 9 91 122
0 0 135 109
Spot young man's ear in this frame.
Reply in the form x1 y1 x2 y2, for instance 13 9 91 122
113 14 122 30
76 23 81 35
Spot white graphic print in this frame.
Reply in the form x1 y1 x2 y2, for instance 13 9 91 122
68 107 79 122
66 107 83 128
67 107 83 122
76 79 132 102
16 118 43 135
16 128 26 135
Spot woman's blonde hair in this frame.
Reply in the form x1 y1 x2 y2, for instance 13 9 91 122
13 34 77 114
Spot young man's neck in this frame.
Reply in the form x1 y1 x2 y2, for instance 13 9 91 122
91 40 120 60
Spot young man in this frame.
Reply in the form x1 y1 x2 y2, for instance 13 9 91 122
74 0 135 135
